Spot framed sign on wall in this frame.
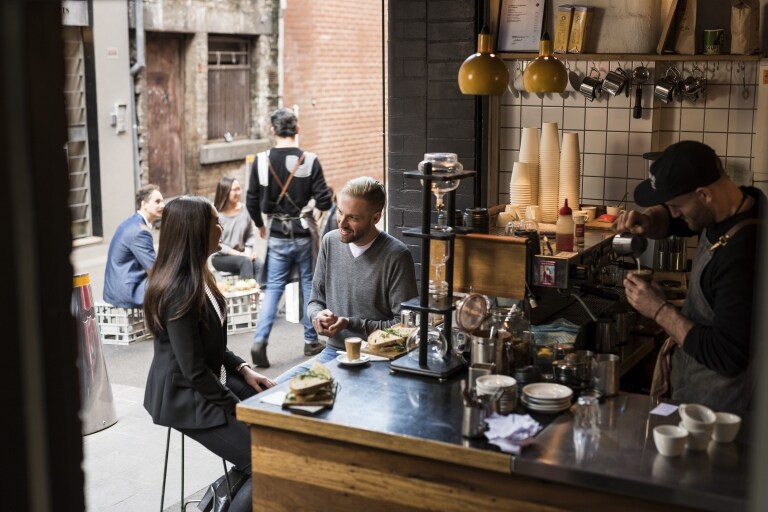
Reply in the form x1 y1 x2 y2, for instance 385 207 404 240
496 0 546 52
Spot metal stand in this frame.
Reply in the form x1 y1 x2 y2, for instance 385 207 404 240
390 164 475 379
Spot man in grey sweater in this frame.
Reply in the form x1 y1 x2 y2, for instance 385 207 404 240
274 176 418 382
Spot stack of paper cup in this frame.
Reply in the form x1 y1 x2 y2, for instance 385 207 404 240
519 127 540 206
509 161 532 206
559 132 581 214
538 122 561 223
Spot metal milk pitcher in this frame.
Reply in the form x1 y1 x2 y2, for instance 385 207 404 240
595 318 619 354
612 232 648 257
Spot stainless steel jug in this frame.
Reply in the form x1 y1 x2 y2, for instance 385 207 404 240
654 235 687 271
595 318 619 354
612 232 648 257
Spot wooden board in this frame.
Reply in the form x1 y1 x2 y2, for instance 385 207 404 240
657 0 679 54
361 342 406 360
585 220 615 231
282 382 338 408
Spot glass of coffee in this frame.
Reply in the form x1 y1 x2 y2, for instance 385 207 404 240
626 269 654 283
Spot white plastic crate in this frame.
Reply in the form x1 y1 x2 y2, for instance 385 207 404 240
225 289 260 333
95 302 150 345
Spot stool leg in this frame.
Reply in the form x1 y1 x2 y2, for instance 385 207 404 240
181 433 185 511
160 427 171 512
222 459 232 502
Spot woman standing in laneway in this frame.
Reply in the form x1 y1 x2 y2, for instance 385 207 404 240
143 195 275 512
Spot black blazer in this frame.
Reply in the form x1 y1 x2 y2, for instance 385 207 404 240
143 297 246 429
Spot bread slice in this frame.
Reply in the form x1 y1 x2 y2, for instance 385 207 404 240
367 326 414 353
289 361 333 396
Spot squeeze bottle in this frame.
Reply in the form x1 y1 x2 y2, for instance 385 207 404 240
556 199 574 252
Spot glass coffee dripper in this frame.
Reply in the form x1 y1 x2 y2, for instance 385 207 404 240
418 152 463 231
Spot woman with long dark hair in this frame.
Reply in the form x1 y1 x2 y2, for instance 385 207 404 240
211 176 263 280
143 195 274 511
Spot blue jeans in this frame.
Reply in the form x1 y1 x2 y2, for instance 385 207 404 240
274 346 338 384
253 236 316 344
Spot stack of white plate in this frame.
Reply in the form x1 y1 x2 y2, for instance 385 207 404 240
508 161 532 206
476 375 518 414
521 383 573 414
519 127 540 205
538 122 560 223
559 132 581 214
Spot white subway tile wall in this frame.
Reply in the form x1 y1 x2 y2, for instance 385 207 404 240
496 60 762 213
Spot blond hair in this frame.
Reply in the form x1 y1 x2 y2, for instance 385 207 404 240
340 177 386 212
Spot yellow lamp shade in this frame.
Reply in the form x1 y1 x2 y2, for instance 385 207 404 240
458 32 509 96
523 38 568 93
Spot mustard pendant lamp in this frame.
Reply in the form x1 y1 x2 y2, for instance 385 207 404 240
522 32 568 93
458 25 509 96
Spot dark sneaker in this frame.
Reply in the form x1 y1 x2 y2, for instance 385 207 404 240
303 342 325 357
251 342 270 367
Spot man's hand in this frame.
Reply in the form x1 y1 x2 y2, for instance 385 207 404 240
258 225 267 239
312 309 349 337
623 273 666 320
614 209 652 234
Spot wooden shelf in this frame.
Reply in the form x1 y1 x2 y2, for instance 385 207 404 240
499 52 764 62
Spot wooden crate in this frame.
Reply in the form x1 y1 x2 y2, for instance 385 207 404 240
96 302 150 345
225 289 260 334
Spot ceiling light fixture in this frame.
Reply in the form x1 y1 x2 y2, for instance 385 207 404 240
522 32 568 93
458 24 509 96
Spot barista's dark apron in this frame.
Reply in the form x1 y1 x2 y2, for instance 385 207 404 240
652 220 759 413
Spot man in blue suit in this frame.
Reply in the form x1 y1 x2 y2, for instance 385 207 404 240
103 184 165 308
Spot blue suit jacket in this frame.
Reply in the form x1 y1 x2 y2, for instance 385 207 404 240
103 212 156 308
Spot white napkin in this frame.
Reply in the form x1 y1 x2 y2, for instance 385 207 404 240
483 412 542 454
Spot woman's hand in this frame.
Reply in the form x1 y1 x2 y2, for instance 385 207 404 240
242 367 276 392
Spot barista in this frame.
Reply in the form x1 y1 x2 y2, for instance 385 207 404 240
615 141 765 414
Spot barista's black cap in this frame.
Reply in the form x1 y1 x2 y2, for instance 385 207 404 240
634 140 722 207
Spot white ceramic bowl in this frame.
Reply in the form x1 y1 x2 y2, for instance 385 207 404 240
679 403 716 431
713 412 742 443
679 421 712 451
653 425 688 457
476 375 517 390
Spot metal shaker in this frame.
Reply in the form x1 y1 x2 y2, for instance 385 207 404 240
612 232 648 257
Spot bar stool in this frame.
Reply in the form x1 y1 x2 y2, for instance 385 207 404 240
160 427 231 511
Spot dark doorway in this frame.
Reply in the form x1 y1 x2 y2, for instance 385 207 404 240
146 32 184 197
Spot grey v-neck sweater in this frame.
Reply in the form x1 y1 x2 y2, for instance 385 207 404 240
307 230 418 350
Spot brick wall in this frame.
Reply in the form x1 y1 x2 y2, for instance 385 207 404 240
282 0 385 194
387 0 479 269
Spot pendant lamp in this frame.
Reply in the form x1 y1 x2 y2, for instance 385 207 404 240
522 33 568 93
458 25 509 96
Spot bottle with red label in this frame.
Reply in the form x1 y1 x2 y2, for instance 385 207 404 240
555 199 574 252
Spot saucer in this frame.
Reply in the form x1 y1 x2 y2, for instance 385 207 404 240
336 354 370 366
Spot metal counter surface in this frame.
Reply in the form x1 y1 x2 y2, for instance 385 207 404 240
239 358 749 510
513 393 749 511
238 356 515 473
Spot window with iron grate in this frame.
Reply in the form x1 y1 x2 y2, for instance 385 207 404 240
208 37 251 141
